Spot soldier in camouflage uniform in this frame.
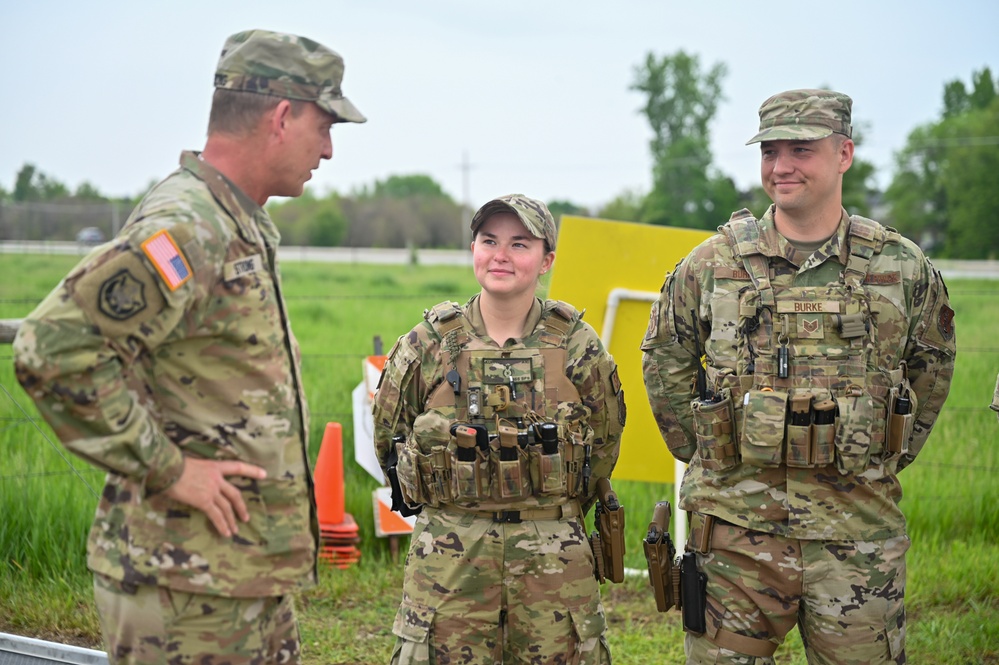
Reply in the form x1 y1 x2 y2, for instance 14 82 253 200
12 29 365 665
372 194 626 664
641 90 956 664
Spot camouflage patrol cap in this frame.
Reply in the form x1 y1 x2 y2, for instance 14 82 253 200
470 194 558 251
214 29 366 124
746 89 851 144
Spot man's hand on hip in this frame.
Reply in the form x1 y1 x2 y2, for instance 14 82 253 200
164 458 267 537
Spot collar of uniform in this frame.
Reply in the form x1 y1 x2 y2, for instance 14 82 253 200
756 206 798 265
180 151 267 247
759 205 851 271
465 294 544 345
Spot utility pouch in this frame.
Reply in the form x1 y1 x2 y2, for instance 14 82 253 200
691 388 738 470
495 421 529 500
834 389 875 473
563 425 589 499
811 398 837 466
740 389 789 468
528 442 565 496
429 446 454 504
785 393 814 468
886 386 916 455
589 477 625 583
680 551 707 634
643 501 678 611
396 442 437 506
450 424 490 499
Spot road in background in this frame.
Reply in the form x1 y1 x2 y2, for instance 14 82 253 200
2 242 996 279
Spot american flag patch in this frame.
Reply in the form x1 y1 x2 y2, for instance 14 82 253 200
141 230 192 291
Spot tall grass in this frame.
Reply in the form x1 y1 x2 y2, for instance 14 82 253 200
1 255 997 662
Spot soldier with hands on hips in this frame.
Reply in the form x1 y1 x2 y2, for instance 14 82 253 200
372 194 627 664
641 89 956 664
13 29 365 665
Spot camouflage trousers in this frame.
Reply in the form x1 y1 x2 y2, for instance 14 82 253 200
390 505 611 664
93 572 301 664
684 518 908 665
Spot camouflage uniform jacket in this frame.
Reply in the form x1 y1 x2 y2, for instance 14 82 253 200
13 151 317 597
642 206 956 540
372 294 625 514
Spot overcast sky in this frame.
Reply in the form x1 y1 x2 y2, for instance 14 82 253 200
2 1 996 212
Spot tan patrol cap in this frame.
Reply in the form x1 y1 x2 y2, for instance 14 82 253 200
746 89 851 144
214 29 366 124
470 194 558 251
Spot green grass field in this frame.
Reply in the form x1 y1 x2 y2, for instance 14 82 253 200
1 253 996 663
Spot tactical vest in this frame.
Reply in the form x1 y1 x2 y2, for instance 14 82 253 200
689 212 917 475
395 299 594 509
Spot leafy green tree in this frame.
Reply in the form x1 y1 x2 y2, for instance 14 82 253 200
268 189 350 247
630 51 738 229
73 181 107 201
547 199 589 221
886 67 999 257
13 163 69 201
358 174 453 202
597 188 644 222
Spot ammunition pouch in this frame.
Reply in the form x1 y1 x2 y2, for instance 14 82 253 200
642 501 680 611
689 376 909 473
395 421 592 507
589 477 625 583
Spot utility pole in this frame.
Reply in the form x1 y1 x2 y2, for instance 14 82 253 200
460 150 474 250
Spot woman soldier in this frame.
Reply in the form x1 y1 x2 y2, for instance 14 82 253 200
372 193 626 664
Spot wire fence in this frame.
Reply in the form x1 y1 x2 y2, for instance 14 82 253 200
2 286 997 502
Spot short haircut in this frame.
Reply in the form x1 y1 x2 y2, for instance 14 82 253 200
207 89 306 136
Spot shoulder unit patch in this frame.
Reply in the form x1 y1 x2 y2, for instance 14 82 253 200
98 269 147 320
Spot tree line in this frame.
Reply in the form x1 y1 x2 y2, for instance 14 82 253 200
1 55 996 259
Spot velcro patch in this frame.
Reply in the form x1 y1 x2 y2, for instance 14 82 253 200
610 366 622 394
777 301 840 314
223 254 264 281
938 304 955 340
483 358 533 386
864 271 901 285
98 269 147 320
797 315 824 339
141 230 192 291
714 267 752 280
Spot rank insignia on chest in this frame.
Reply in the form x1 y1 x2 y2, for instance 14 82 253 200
141 230 192 291
798 316 824 338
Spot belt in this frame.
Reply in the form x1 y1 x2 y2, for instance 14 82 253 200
447 501 582 523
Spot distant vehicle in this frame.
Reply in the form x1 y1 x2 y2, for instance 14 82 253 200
76 227 105 244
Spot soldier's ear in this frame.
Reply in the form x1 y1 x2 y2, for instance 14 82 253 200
838 138 855 174
270 99 295 139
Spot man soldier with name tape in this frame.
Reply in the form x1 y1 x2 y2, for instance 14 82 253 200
641 89 956 663
13 29 365 665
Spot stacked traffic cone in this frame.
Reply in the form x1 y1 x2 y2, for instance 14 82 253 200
314 422 361 568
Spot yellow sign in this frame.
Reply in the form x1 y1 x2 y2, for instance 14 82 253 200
548 215 713 483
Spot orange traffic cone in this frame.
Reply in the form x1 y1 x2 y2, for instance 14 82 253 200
313 422 361 568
